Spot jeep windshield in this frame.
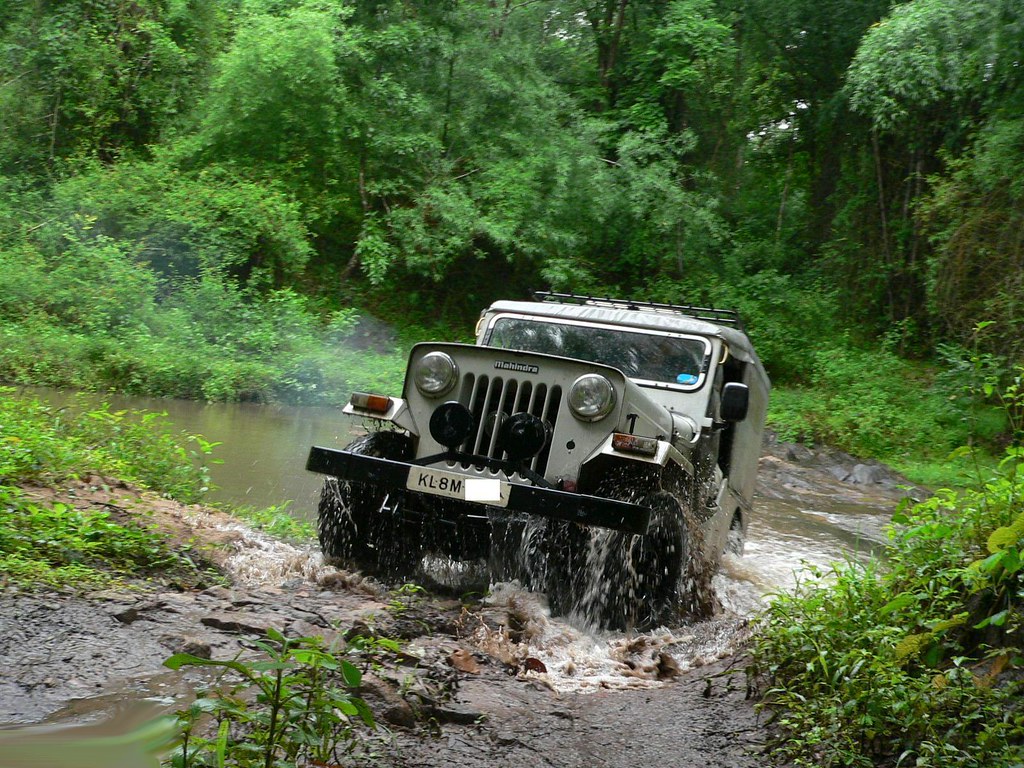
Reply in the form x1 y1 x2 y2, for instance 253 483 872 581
485 315 710 388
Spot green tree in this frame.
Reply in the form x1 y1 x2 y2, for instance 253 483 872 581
0 1 231 175
51 158 313 287
842 0 1024 351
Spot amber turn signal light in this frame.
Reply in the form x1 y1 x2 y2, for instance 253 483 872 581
349 392 393 413
611 433 658 457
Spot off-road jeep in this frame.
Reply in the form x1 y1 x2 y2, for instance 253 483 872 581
307 292 769 629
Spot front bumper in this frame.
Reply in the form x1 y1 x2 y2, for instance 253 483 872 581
307 445 651 535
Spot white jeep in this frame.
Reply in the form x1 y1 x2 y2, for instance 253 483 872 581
308 293 770 629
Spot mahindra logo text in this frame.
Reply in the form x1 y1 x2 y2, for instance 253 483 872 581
494 361 539 374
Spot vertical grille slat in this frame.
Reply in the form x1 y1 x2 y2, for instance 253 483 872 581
526 384 545 472
486 378 513 458
455 371 561 478
533 385 560 473
472 377 498 455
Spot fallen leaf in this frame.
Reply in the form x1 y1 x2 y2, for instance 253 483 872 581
448 649 480 674
522 657 547 674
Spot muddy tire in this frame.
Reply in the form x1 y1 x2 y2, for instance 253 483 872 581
625 491 688 626
489 516 547 591
317 431 422 580
600 491 687 630
546 490 688 631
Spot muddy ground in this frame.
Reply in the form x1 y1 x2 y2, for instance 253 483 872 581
0 439 916 767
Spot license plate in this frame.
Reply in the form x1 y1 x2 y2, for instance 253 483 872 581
406 467 510 508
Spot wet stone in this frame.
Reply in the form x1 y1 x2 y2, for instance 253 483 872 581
287 619 338 646
850 463 885 485
200 612 284 636
827 465 850 482
160 634 213 659
448 649 481 674
199 585 234 601
490 730 521 746
360 673 417 728
112 607 141 625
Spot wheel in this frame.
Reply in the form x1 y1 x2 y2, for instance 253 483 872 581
317 431 422 580
620 491 688 628
489 515 548 590
589 491 687 631
726 511 745 556
544 490 690 631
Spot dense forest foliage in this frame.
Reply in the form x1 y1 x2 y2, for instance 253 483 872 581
0 0 1021 462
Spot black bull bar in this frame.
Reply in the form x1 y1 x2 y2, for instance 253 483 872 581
306 446 652 535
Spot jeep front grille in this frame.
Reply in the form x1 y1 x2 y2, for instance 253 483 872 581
455 374 562 478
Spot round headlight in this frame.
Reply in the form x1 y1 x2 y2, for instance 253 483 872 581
568 374 616 421
414 352 458 397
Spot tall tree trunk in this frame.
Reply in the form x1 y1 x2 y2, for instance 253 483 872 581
871 129 896 319
341 149 373 281
586 0 629 111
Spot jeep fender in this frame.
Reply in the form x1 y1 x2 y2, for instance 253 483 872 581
592 434 695 476
342 398 419 435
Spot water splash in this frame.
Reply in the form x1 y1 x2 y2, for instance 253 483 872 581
217 523 327 585
470 581 751 693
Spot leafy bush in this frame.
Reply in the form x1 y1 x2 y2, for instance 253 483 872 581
0 389 225 588
52 160 314 288
766 343 969 461
0 234 406 404
165 630 374 768
0 388 215 501
753 443 1024 767
229 503 314 543
0 487 184 589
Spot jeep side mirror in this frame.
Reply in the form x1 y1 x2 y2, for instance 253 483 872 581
721 382 749 422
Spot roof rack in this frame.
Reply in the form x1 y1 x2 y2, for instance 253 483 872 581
533 291 745 330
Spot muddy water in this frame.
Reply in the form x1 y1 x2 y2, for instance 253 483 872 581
19 387 353 514
17 388 910 695
23 387 897 559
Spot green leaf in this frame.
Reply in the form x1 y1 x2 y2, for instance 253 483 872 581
975 609 1010 629
978 550 1007 573
215 720 229 768
336 699 359 716
265 626 287 645
163 653 253 679
880 592 918 616
987 513 1024 554
339 660 362 688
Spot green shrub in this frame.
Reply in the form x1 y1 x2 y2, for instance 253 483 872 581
767 344 969 461
229 503 314 542
165 630 374 768
0 390 221 588
0 486 184 589
753 444 1024 767
0 250 407 405
0 388 215 501
52 159 314 287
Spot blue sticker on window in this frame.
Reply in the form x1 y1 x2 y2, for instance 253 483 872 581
676 373 698 385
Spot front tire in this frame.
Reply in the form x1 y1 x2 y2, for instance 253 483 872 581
545 489 689 631
591 491 688 630
317 431 422 580
489 515 548 591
